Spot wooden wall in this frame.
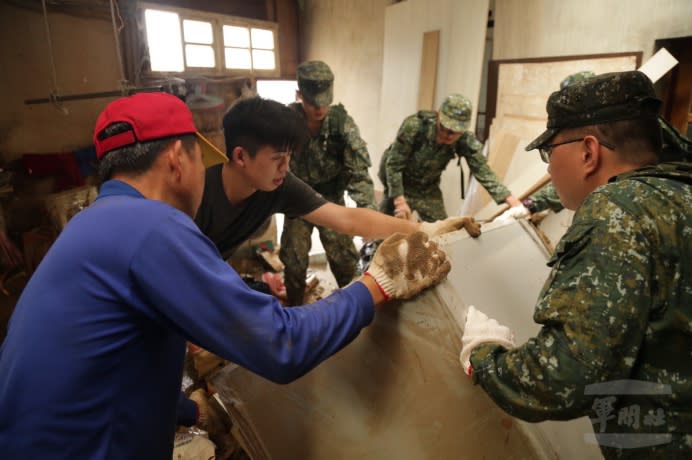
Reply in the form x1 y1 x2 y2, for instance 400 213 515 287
0 0 299 161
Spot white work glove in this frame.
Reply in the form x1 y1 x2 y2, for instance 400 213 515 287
393 196 412 220
365 231 450 300
420 215 481 238
459 306 515 376
494 205 530 223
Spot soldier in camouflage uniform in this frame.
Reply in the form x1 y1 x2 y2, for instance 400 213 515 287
460 71 692 459
520 71 691 216
281 60 378 305
378 94 520 222
523 119 691 215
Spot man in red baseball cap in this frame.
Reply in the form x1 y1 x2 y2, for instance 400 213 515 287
93 91 228 169
0 92 452 459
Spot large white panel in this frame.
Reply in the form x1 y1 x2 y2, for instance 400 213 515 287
493 0 692 61
214 221 603 459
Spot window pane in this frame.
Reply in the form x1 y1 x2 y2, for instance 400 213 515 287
252 49 275 70
223 25 249 48
185 44 215 68
257 80 298 105
225 48 251 69
251 28 274 50
144 9 184 72
183 20 213 44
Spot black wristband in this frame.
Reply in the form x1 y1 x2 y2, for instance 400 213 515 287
522 198 538 213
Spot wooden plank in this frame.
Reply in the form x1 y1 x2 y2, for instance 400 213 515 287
461 130 520 216
417 30 440 110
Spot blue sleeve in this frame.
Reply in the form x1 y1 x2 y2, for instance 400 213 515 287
176 392 197 426
129 212 375 384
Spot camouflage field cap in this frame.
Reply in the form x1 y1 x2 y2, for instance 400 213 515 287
526 71 661 151
297 60 334 107
560 70 596 89
438 94 472 132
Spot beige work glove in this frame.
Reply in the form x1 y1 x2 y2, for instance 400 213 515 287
393 196 412 220
365 231 450 300
420 215 482 238
459 306 515 376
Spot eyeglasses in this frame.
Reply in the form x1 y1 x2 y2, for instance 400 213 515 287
539 137 615 163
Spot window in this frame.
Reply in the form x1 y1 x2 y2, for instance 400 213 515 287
223 26 276 71
256 80 297 105
141 3 279 76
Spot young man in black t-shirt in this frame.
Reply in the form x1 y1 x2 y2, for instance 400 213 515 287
195 97 480 262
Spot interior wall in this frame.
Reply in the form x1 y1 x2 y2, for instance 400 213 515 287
0 2 121 160
493 0 692 61
377 0 489 216
298 0 391 191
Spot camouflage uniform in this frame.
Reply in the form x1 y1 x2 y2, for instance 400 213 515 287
473 71 692 459
280 61 377 305
525 71 691 214
559 70 596 89
659 117 692 163
379 95 511 222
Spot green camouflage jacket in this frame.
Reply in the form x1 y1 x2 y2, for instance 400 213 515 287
378 111 511 203
471 162 692 459
288 102 376 209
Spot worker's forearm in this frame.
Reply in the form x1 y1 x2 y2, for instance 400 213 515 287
351 208 419 239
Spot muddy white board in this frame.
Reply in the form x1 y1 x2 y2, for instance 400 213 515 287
214 221 602 459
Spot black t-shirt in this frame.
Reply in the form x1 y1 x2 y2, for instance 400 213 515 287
195 165 327 258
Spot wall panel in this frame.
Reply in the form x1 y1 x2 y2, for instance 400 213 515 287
493 0 692 61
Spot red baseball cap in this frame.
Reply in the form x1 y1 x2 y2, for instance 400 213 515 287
93 92 227 167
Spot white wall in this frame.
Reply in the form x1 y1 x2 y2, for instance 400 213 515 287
493 0 692 61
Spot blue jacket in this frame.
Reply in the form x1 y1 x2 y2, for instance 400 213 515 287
0 180 374 459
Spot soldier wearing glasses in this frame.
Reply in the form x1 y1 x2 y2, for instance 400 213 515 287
459 71 691 459
519 71 691 217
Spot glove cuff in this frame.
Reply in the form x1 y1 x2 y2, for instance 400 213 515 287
460 337 514 377
522 198 538 213
364 265 393 301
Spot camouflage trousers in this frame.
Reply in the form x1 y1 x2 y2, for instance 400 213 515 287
279 217 359 306
379 185 447 223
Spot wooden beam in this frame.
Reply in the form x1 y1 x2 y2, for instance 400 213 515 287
417 30 439 111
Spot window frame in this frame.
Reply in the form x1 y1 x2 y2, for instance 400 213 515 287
139 2 280 78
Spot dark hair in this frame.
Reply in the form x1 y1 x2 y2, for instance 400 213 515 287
223 97 308 158
567 117 661 166
96 122 197 182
